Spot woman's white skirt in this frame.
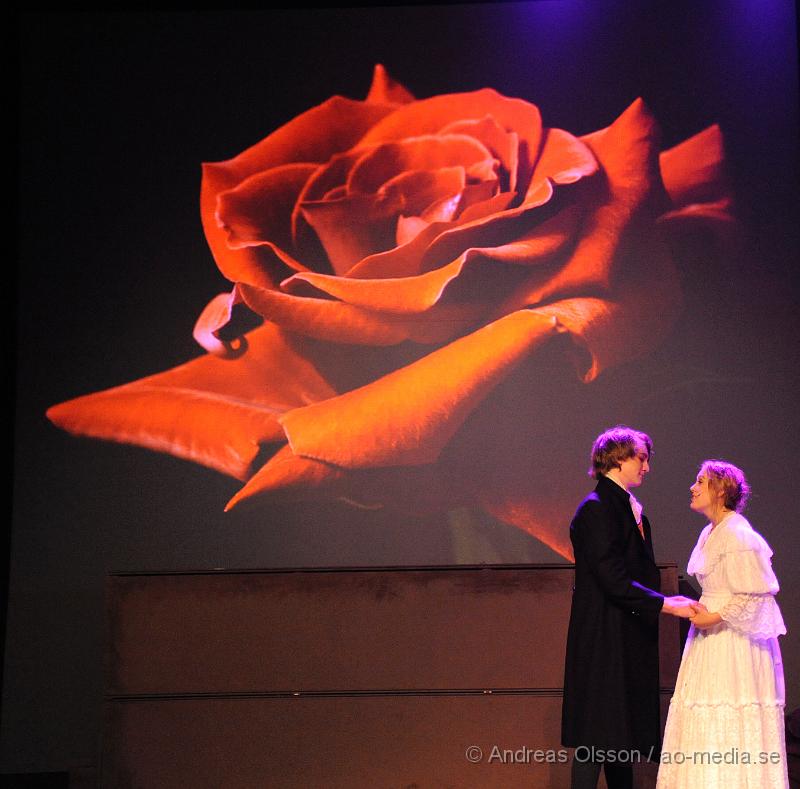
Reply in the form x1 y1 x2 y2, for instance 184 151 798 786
656 617 788 789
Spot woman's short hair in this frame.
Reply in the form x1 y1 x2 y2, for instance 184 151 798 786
589 425 652 479
700 459 750 512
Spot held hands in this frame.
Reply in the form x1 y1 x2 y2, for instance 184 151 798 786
662 596 707 618
662 596 721 628
689 609 723 629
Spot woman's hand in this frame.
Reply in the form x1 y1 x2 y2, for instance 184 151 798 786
690 610 722 629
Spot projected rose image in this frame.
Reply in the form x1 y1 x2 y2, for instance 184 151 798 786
47 66 731 557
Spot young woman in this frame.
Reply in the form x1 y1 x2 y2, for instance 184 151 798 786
657 460 788 788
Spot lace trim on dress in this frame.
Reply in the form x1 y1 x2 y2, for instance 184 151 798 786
658 701 788 788
719 593 787 639
678 700 785 709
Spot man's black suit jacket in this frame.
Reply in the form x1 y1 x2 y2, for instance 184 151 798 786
561 475 664 752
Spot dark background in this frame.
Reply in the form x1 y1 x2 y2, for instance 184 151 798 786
8 2 799 775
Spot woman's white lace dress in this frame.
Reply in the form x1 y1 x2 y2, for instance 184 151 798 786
657 512 788 788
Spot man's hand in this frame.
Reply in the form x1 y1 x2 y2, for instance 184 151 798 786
662 596 706 618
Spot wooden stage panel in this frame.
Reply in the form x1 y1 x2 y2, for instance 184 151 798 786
108 566 582 694
103 564 680 787
105 694 571 788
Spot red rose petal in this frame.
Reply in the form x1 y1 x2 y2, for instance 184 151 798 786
343 190 560 284
300 166 473 274
279 309 559 469
299 193 401 275
346 134 493 195
225 444 475 517
290 146 378 258
293 146 374 207
344 184 553 282
419 193 463 227
525 127 599 202
282 206 580 314
201 97 398 284
657 125 734 240
440 115 519 192
216 163 317 264
657 197 735 232
534 249 681 383
379 167 467 217
281 258 470 313
344 128 594 281
448 191 517 224
396 215 430 246
479 495 575 560
659 124 727 207
238 282 481 345
322 185 347 201
275 264 678 477
510 98 662 305
366 63 415 106
225 445 345 510
192 291 247 358
346 218 463 279
49 385 284 481
47 323 338 479
581 98 660 193
358 88 543 195
448 179 499 216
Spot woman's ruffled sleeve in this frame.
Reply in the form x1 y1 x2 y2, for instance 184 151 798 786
718 520 786 639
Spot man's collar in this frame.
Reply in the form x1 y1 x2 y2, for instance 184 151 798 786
598 474 630 498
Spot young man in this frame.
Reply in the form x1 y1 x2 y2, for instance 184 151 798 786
561 426 699 789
